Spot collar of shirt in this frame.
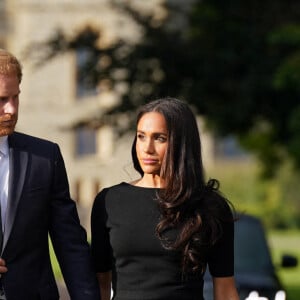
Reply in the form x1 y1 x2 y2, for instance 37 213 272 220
0 136 9 157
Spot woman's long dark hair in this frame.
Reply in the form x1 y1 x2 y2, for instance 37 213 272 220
132 97 231 274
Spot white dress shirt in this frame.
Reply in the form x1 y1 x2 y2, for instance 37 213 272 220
0 136 9 232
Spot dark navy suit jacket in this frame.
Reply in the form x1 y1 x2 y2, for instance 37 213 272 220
1 132 100 300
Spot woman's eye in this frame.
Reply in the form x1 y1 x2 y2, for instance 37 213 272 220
137 133 145 140
157 136 167 142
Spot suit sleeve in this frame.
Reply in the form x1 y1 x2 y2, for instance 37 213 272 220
48 144 101 300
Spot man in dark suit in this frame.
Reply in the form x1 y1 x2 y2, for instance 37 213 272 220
0 49 101 299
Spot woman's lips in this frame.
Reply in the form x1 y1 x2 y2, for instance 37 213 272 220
142 159 158 164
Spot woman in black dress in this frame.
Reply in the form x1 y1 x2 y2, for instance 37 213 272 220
91 97 240 300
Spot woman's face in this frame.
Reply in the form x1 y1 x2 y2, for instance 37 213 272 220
136 112 168 176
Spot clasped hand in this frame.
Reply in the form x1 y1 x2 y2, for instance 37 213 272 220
0 259 8 277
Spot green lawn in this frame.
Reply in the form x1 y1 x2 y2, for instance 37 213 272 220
49 240 63 280
268 230 300 300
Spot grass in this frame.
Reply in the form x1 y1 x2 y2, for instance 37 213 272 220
49 239 63 280
268 230 300 300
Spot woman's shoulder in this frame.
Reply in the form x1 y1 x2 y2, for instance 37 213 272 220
92 183 128 212
94 181 150 200
95 182 128 198
201 184 235 221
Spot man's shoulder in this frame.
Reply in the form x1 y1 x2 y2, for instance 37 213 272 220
8 132 60 157
9 131 57 147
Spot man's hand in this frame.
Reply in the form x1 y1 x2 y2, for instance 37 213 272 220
0 258 8 276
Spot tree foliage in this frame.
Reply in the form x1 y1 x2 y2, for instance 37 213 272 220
187 0 300 177
25 0 300 177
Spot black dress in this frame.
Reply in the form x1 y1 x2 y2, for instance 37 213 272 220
91 182 234 300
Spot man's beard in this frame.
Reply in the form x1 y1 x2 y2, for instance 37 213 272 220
0 114 18 136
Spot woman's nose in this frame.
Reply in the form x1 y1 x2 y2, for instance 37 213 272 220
144 139 155 153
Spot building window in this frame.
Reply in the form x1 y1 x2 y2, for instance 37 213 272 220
216 136 249 159
76 48 99 98
75 127 97 156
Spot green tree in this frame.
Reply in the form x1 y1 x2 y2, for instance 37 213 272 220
25 0 300 177
187 0 300 177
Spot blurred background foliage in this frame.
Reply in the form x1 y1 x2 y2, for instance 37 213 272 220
26 0 300 229
210 159 300 229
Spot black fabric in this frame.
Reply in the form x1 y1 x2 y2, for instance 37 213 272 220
2 132 100 300
91 182 234 300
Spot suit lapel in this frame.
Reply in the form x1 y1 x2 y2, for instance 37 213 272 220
3 133 29 251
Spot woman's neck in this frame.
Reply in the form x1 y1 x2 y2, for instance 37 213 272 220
133 174 165 188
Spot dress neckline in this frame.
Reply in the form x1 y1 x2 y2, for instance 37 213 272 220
121 181 161 190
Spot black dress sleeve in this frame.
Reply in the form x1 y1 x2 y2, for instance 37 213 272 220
91 188 113 273
207 201 234 277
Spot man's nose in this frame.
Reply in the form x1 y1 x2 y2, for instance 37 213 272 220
4 99 17 114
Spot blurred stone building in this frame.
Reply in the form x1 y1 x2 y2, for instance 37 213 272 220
1 0 216 230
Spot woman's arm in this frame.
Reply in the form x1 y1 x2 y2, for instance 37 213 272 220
213 276 240 300
97 271 112 300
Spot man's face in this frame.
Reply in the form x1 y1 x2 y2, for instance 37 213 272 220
0 74 20 136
